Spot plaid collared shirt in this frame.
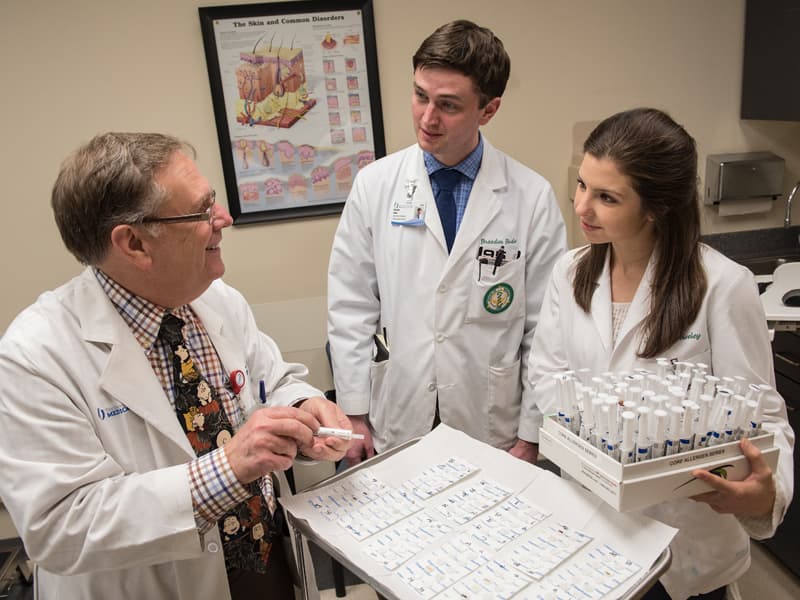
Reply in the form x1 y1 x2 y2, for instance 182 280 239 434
95 268 250 533
424 133 484 231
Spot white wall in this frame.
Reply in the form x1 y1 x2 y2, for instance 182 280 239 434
2 0 799 379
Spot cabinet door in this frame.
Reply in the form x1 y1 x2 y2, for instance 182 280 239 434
741 0 800 121
760 382 800 577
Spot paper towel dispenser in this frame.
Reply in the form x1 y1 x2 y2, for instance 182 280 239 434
705 152 784 206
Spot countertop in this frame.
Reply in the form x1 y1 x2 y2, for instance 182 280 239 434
702 225 800 262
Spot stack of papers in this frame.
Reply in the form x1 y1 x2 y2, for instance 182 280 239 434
282 425 676 600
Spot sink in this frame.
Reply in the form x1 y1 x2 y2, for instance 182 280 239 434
736 254 800 276
702 226 800 276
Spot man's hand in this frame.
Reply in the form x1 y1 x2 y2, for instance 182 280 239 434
296 396 353 462
508 439 539 464
690 437 776 518
343 415 375 466
224 406 320 484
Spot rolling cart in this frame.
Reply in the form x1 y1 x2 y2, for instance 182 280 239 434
287 437 671 600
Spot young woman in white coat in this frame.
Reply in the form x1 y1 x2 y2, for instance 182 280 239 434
526 108 794 600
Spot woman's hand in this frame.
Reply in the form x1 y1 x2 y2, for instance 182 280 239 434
690 437 776 518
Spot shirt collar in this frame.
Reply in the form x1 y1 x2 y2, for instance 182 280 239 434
423 133 484 180
93 268 189 354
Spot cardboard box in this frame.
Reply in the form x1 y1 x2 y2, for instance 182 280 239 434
540 415 779 512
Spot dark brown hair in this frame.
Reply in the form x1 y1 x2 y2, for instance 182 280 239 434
573 108 707 358
412 20 510 107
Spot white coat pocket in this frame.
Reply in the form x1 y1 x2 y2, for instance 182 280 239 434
664 333 711 369
465 255 525 323
682 348 712 368
368 359 390 435
487 358 522 448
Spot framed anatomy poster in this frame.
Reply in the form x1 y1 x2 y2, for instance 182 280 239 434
199 0 386 224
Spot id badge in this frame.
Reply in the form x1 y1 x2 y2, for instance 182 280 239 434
391 201 427 226
391 178 426 226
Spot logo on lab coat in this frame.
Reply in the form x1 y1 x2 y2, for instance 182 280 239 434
483 283 514 314
97 405 130 420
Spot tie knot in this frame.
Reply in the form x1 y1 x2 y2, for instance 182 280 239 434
432 168 461 192
159 313 186 347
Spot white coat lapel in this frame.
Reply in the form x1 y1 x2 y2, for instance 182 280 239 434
101 330 195 456
590 251 614 353
74 275 195 457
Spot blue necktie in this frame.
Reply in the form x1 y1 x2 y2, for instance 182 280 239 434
432 168 461 253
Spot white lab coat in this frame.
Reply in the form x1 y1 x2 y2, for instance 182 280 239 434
0 269 321 600
328 139 567 452
527 245 794 600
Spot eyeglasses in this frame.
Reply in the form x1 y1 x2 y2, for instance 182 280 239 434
141 190 218 225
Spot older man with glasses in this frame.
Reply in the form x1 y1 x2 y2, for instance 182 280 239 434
0 132 350 600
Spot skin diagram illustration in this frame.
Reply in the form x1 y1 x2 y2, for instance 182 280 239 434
199 4 381 218
235 33 317 128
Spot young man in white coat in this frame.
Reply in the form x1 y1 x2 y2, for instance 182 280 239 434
0 133 351 599
327 20 567 465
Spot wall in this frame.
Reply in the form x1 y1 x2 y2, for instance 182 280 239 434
2 0 799 384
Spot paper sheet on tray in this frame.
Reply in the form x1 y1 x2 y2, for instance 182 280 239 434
282 424 676 599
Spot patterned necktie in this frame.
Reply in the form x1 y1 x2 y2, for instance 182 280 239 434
432 168 461 253
159 312 278 573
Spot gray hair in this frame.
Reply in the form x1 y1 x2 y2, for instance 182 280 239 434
51 132 195 265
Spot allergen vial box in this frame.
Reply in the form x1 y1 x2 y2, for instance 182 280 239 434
539 415 779 512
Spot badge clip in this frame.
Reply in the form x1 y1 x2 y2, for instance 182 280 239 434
405 178 417 199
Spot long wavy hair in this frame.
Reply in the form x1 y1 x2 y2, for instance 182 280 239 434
573 108 707 358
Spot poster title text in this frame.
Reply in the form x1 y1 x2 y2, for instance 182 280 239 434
233 15 346 27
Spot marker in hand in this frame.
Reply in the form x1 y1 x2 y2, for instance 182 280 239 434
314 427 365 440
